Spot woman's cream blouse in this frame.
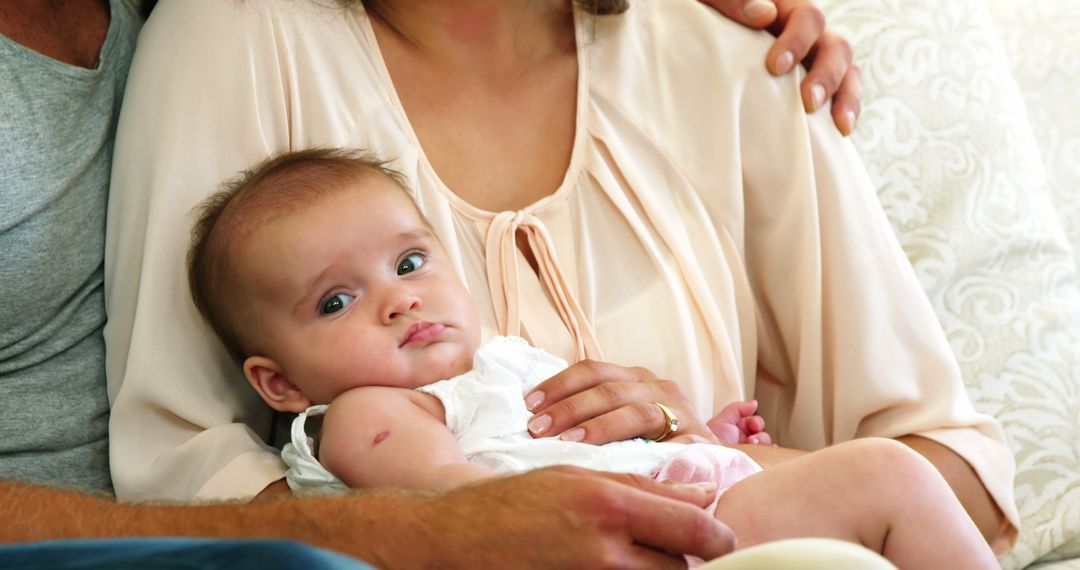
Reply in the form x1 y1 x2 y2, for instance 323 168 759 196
105 0 1018 545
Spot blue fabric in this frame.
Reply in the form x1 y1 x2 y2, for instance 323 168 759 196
0 538 376 569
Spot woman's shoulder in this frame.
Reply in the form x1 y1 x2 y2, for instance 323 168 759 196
585 0 797 148
141 0 364 58
589 0 775 84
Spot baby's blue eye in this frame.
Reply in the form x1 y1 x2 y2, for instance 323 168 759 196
397 253 426 275
320 293 354 315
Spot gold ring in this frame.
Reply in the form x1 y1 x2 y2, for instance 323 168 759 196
648 402 680 442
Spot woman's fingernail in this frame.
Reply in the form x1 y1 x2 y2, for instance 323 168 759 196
841 110 857 136
775 51 794 75
524 391 545 411
811 84 826 111
528 414 552 435
743 0 775 21
560 428 585 442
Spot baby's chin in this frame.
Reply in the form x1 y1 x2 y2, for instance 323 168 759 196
414 343 476 385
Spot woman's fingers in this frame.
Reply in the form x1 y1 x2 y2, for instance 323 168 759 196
529 381 711 444
526 360 714 444
553 401 718 446
525 359 642 413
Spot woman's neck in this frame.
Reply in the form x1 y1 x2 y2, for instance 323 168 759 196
368 1 575 79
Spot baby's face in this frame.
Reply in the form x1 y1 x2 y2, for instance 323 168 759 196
241 175 481 404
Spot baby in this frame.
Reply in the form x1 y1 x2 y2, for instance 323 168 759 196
187 148 996 568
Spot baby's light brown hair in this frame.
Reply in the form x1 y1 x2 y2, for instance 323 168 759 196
187 147 412 362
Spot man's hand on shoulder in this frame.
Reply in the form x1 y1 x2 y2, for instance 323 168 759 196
702 0 861 136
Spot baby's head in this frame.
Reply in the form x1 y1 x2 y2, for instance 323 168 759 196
188 148 481 413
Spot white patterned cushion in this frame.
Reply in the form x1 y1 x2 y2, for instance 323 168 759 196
818 1 1080 567
987 1 1080 562
989 1 1080 277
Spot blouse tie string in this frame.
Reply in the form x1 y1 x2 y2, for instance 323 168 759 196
484 210 603 362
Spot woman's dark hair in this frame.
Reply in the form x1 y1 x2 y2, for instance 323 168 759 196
576 0 629 14
140 0 157 19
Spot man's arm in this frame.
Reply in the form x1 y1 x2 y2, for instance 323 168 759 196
1 467 734 568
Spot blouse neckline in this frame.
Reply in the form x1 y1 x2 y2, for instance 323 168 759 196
354 5 591 221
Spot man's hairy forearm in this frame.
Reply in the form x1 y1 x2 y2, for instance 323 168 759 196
0 480 420 566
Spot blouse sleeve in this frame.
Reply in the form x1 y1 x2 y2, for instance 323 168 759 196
105 0 298 501
734 47 1020 548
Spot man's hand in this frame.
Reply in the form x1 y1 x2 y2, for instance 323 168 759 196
391 466 736 569
3 467 735 569
703 0 862 136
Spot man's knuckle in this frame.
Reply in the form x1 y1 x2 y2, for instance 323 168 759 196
594 543 626 570
589 484 626 515
687 510 719 552
803 4 826 31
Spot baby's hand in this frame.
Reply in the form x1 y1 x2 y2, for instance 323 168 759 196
706 400 772 446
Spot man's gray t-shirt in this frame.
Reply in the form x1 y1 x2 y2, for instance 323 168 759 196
0 0 140 493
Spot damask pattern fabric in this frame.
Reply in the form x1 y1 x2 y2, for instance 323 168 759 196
989 1 1080 277
819 1 1080 567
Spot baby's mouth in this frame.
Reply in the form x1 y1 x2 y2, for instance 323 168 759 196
399 321 446 347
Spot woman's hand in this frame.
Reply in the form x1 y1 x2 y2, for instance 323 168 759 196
703 0 862 136
523 360 718 445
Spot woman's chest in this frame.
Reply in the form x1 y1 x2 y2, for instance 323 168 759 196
387 57 580 212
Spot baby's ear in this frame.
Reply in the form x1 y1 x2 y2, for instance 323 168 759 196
244 356 312 413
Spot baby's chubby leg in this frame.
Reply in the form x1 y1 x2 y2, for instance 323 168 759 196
712 438 996 569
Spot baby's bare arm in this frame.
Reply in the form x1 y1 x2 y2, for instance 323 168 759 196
319 387 494 492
